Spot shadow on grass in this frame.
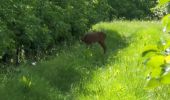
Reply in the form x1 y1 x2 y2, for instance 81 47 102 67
105 29 128 52
48 29 129 92
48 65 82 92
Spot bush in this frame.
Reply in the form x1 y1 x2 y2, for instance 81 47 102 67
0 0 157 65
108 0 157 20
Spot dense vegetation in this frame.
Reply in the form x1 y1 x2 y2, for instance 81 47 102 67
1 21 170 100
108 0 157 19
0 0 156 65
2 0 170 99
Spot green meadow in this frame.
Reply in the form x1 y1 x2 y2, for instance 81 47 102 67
1 21 170 100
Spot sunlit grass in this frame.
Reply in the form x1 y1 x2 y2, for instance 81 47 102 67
74 21 170 100
1 21 170 100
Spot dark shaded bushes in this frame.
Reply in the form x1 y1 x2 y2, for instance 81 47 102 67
0 0 156 65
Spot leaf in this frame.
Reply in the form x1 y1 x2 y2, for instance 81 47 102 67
145 78 161 89
22 76 27 83
142 45 158 57
162 14 170 31
29 81 32 87
142 49 158 57
146 56 165 68
151 67 163 78
161 72 170 84
158 0 170 6
165 56 170 63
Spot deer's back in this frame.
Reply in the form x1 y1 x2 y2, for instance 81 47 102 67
82 32 106 44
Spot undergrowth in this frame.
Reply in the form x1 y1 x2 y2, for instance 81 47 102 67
1 21 170 100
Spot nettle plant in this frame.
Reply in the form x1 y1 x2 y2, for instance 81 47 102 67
143 0 170 89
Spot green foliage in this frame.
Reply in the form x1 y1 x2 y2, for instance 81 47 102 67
0 0 158 65
76 21 168 99
20 75 32 89
162 14 170 31
158 0 170 6
0 0 111 64
0 21 15 56
142 36 170 89
141 0 170 89
108 0 157 19
161 72 170 84
1 21 170 100
153 0 170 20
0 74 53 100
145 78 161 89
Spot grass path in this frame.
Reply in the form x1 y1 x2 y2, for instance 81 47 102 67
74 21 167 100
1 21 170 100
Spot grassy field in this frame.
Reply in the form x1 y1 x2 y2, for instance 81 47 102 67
1 21 170 100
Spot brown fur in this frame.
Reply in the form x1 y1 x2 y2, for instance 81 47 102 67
81 32 106 53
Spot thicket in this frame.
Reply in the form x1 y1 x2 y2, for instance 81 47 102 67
108 0 157 19
0 0 156 65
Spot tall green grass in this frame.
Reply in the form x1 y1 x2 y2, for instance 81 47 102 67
0 21 170 100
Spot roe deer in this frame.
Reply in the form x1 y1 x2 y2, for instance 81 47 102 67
81 32 106 53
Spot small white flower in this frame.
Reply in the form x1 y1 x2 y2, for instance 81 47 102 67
166 48 170 52
165 67 170 72
32 62 37 66
165 47 170 55
162 42 166 45
163 26 167 33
